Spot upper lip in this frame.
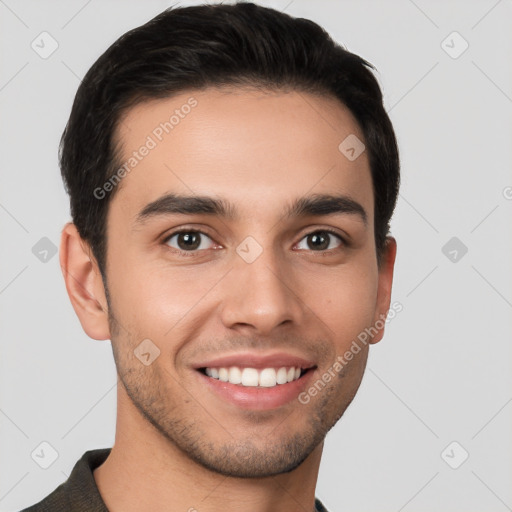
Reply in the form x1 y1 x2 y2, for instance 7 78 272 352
192 351 317 370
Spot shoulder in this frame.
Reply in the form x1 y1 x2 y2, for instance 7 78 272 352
315 497 331 512
20 482 71 512
19 448 111 512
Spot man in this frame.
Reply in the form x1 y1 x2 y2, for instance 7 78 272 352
23 2 399 511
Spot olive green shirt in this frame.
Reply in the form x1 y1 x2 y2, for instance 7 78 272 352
21 448 330 512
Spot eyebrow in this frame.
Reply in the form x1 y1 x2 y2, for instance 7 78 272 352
134 192 368 226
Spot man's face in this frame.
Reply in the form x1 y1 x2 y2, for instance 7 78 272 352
101 87 394 477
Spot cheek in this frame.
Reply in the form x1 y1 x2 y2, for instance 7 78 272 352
312 262 379 342
107 253 225 338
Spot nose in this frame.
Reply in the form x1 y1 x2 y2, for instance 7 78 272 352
219 245 304 337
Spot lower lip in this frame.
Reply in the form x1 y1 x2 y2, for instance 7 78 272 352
196 369 316 411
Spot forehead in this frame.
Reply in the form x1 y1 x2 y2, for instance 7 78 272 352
110 87 373 223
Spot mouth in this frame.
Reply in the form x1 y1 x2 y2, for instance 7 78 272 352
193 353 318 410
198 365 314 388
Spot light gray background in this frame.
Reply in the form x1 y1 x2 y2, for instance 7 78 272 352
1 1 511 511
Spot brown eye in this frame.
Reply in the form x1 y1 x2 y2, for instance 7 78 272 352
296 230 344 252
165 230 214 252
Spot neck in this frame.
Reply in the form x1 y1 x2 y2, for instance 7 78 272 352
93 385 323 512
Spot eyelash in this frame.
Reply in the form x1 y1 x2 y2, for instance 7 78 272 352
162 228 347 257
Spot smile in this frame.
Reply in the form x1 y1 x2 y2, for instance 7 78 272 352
201 366 306 387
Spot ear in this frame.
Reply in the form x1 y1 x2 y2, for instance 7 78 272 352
369 236 397 345
59 222 111 340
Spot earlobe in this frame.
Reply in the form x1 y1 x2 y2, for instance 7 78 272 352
59 222 111 341
369 236 397 345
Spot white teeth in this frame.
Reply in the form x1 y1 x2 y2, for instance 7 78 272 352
259 368 277 387
241 368 259 387
276 367 288 385
218 368 229 382
229 366 242 384
203 365 304 387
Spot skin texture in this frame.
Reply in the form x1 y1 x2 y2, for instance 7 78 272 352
60 87 397 512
